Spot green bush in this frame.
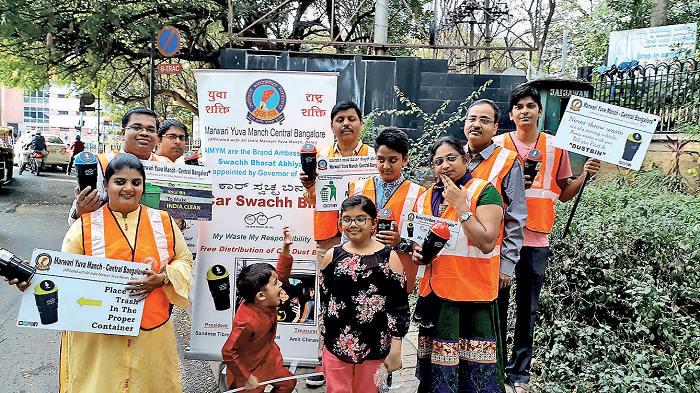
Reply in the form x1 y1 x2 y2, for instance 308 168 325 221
531 172 700 392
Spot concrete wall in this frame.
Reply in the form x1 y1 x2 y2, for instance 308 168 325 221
220 49 526 140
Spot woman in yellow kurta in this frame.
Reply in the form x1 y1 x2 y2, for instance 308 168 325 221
60 153 193 392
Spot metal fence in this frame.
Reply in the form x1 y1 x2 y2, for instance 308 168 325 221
592 57 700 133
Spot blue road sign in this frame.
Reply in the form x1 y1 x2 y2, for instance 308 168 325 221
157 26 181 57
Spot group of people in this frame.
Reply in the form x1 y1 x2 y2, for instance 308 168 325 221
232 86 599 393
7 84 601 393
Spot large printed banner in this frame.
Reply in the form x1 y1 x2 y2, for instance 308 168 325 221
554 96 659 171
188 70 336 363
17 249 146 336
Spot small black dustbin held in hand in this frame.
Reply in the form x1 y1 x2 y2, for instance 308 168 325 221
622 132 643 161
0 248 35 283
377 208 395 232
75 151 98 192
207 265 231 311
300 144 317 181
523 149 543 188
419 222 451 264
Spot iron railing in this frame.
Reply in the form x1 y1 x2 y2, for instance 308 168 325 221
591 57 700 133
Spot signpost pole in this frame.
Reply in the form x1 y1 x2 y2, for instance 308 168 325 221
560 171 590 239
150 28 156 110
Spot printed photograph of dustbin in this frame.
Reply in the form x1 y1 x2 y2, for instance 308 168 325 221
233 258 317 325
34 280 59 325
141 161 213 221
622 132 643 161
206 264 231 311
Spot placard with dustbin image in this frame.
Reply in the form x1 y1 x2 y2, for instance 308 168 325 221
399 212 460 251
16 249 147 336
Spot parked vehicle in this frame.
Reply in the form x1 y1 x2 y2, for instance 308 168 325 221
13 133 70 170
0 129 13 185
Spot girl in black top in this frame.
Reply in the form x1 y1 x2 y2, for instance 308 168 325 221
320 195 409 392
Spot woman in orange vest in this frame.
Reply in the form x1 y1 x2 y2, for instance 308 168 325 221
60 153 193 392
411 135 507 392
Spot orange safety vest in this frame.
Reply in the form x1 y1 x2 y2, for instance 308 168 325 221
348 177 425 293
470 144 521 194
82 205 176 330
493 133 562 234
313 143 374 241
97 150 172 175
414 179 502 302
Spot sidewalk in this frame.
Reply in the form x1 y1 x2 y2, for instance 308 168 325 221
291 325 420 393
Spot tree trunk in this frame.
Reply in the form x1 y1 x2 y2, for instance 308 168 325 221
651 0 668 27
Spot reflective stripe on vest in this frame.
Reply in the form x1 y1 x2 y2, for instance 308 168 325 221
349 178 425 230
471 145 519 193
82 205 175 329
313 144 374 241
415 178 502 302
494 133 562 233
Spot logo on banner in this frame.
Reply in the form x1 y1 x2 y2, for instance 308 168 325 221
570 99 582 111
244 212 282 227
317 160 328 171
35 253 52 271
246 79 287 125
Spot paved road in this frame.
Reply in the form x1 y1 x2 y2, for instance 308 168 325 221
0 168 219 393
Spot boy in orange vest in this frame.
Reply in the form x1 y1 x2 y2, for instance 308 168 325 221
348 127 425 292
221 228 296 393
463 99 527 367
493 84 600 393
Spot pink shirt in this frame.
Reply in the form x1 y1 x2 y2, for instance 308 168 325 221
510 134 572 247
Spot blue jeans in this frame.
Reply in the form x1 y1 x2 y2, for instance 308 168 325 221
501 246 549 384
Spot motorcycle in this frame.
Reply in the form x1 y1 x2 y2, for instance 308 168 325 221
26 151 45 175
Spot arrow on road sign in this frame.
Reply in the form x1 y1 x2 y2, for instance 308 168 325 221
77 297 102 307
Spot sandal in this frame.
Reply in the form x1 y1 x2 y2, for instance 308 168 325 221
514 382 533 393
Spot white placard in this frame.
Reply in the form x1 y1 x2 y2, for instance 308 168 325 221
315 156 378 212
607 23 697 66
399 212 460 250
553 96 659 171
16 249 146 336
141 161 213 220
189 70 337 363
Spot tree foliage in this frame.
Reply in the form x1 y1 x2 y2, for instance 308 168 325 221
0 0 431 116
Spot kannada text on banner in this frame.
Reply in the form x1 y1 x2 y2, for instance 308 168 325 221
188 70 337 363
16 250 146 336
554 96 659 171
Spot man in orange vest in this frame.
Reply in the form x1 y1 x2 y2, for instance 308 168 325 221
300 100 374 387
464 98 528 368
348 127 425 293
69 107 171 224
493 84 600 393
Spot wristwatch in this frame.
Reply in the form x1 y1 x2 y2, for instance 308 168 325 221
460 211 473 223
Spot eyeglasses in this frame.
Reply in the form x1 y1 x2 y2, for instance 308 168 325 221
466 117 494 125
432 154 462 167
162 133 187 142
125 126 157 134
339 217 370 227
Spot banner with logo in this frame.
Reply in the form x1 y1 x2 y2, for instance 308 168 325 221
315 156 378 212
553 96 659 171
16 249 147 336
188 70 337 363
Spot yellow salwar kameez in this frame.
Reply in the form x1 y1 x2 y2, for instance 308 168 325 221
59 207 193 393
